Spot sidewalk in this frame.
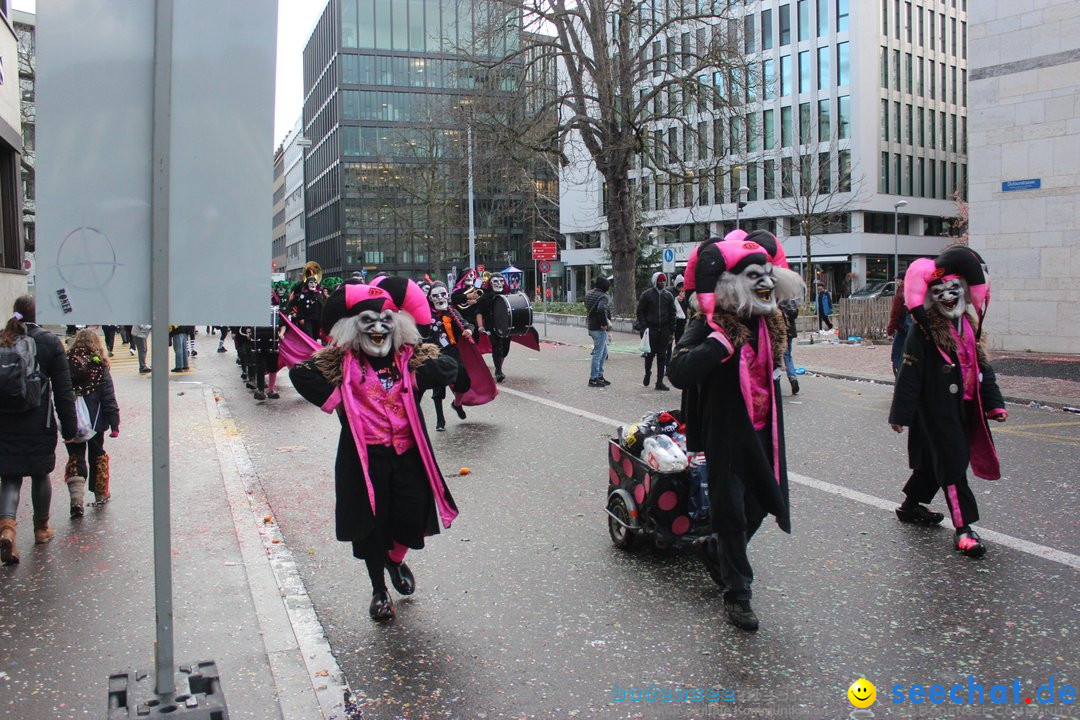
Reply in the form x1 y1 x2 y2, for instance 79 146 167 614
534 316 1080 409
0 334 342 719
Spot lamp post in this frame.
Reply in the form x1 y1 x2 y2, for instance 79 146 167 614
736 185 749 229
893 200 908 280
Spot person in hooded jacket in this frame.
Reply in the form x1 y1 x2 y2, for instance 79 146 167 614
673 274 690 344
64 329 121 513
0 295 78 565
636 272 677 390
584 275 612 387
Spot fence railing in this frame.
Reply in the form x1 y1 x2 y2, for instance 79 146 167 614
835 297 893 339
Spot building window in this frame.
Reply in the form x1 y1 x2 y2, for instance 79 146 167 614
817 0 828 37
905 1 912 43
836 41 849 85
817 46 830 89
762 8 774 49
962 68 967 104
818 98 831 140
763 108 776 149
929 158 936 197
779 4 791 45
951 65 957 104
836 0 849 32
799 102 812 144
746 162 759 200
940 12 946 49
763 58 776 99
881 0 888 35
781 106 793 147
962 21 967 60
917 7 924 46
894 153 902 195
929 11 934 50
881 46 889 89
893 49 900 91
905 53 912 94
838 149 851 191
962 115 967 153
951 17 957 56
819 151 831 192
837 95 850 138
764 159 776 199
744 14 756 53
918 60 924 96
746 113 759 152
917 157 925 196
781 157 794 197
780 55 792 96
929 58 935 99
881 99 889 141
917 106 924 146
906 155 913 195
797 0 810 41
905 103 912 144
881 152 889 192
799 50 810 93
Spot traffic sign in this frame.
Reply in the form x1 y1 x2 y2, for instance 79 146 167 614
532 241 558 260
662 247 676 274
538 260 552 273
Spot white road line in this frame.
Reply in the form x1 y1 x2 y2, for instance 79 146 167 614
500 386 1080 572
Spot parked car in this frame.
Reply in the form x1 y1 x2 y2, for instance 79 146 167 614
848 280 897 300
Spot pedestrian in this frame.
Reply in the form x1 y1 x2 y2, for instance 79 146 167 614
672 274 689 344
131 323 152 373
886 279 910 377
290 281 460 622
779 298 800 395
889 247 1006 558
101 324 118 357
815 282 833 331
669 237 805 631
584 275 612 387
169 325 190 372
636 272 676 391
0 295 78 565
188 326 198 358
216 326 230 353
64 329 121 513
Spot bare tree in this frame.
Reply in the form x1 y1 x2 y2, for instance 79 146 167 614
16 20 35 251
472 0 749 313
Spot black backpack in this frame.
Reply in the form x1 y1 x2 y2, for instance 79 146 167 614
0 332 45 413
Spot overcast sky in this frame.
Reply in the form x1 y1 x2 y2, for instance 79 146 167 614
13 0 328 149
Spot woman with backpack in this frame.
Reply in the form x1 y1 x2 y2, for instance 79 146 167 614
64 330 121 514
0 295 78 565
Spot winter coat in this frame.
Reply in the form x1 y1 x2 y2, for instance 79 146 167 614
668 312 791 534
889 313 1005 482
68 348 121 434
0 324 79 476
584 287 611 331
816 289 832 317
779 299 799 340
636 273 677 341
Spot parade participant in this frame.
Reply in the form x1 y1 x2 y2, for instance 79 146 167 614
886 279 911 377
636 272 677 391
250 290 283 400
426 282 474 430
476 273 511 383
450 268 483 328
290 262 328 341
668 237 804 631
64 329 121 510
289 283 460 622
888 246 1005 558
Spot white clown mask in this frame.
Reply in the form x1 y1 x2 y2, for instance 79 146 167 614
357 309 395 357
430 286 450 311
929 277 966 320
490 275 506 293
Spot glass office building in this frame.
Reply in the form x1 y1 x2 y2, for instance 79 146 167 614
303 0 554 279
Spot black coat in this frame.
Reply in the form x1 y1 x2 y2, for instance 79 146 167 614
636 286 677 341
668 316 790 534
289 348 459 542
889 318 1005 482
0 325 78 476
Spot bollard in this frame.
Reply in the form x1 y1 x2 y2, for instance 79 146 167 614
107 661 228 719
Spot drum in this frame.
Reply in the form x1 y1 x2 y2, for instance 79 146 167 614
492 292 533 337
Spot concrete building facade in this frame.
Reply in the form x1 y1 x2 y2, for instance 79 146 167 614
282 117 307 282
560 0 969 300
968 1 1080 354
0 2 26 310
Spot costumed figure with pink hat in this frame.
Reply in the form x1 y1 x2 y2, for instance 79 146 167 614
667 235 804 631
475 272 512 383
289 280 460 622
888 246 1006 558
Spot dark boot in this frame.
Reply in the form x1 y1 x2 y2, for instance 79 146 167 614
0 518 18 565
724 598 759 631
67 476 87 518
433 400 446 431
369 590 395 622
386 559 415 595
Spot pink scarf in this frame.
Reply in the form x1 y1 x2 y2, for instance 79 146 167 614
737 318 781 486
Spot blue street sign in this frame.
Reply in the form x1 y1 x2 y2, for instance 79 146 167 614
1001 178 1041 192
662 248 675 262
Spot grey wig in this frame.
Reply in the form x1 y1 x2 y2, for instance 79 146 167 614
329 309 421 353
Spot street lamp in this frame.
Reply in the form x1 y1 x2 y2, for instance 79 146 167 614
736 186 749 229
893 200 908 280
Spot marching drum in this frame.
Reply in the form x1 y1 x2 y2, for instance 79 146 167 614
492 292 533 337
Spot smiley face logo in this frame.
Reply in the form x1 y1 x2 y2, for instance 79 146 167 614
847 679 877 708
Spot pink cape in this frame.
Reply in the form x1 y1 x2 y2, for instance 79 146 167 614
453 336 498 407
277 312 322 370
475 328 541 354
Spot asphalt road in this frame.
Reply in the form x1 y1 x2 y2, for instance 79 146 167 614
214 333 1079 720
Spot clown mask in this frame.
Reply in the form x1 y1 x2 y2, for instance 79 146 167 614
307 279 318 292
357 309 394 357
716 262 778 318
430 286 450 311
929 278 966 320
490 275 506 293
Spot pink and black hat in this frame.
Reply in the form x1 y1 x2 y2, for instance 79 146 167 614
744 229 789 269
371 275 433 326
904 245 991 335
321 283 392 334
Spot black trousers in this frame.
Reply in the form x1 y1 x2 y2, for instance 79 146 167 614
712 484 768 602
350 445 434 560
902 405 980 528
643 330 672 382
0 474 51 519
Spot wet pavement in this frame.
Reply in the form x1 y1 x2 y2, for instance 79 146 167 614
2 330 1077 719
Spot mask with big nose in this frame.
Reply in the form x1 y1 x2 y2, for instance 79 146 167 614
929 278 966 320
429 287 449 311
357 309 394 357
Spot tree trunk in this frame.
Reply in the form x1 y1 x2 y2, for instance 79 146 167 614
604 171 637 315
804 228 814 295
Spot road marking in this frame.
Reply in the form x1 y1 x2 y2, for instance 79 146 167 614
1004 421 1080 429
500 386 1080 571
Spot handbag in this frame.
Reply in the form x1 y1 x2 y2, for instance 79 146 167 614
72 396 97 443
638 328 651 355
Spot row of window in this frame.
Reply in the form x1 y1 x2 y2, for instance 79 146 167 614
636 150 852 213
341 90 470 122
883 0 967 59
741 0 851 54
342 54 516 91
342 125 464 158
340 0 520 57
879 152 966 199
882 50 967 105
880 101 966 153
642 96 851 167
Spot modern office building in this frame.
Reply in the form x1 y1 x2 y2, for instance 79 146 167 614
560 0 969 299
0 1 27 310
282 117 307 282
301 0 555 281
968 1 1080 354
272 145 286 276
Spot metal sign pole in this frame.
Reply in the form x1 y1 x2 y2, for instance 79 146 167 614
150 0 176 696
542 272 548 337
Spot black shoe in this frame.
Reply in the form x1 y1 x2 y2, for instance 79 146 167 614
266 391 280 399
435 424 446 432
246 382 256 390
253 391 266 400
386 560 415 595
588 378 604 387
790 378 800 395
452 403 466 420
956 528 987 558
643 371 651 387
70 503 85 519
724 598 759 632
369 590 395 622
895 504 945 526
191 350 198 357
495 372 506 383
139 367 152 374
171 367 183 372
655 382 670 391
598 377 611 386
217 346 227 353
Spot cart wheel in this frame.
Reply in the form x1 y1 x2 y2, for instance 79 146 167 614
607 494 636 550
699 536 726 588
